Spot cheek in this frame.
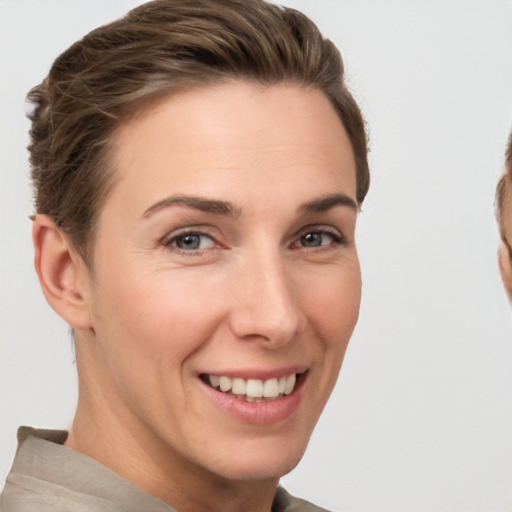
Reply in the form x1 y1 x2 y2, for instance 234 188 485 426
90 263 227 365
301 261 361 385
86 266 229 421
303 261 361 340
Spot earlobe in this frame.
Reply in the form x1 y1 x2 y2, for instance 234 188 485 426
32 214 92 329
498 244 512 300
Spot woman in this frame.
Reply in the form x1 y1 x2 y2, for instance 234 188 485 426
0 0 369 510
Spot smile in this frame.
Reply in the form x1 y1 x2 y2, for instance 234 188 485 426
201 373 300 402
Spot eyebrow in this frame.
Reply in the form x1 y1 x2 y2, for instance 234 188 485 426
143 195 242 218
297 193 358 214
142 192 357 219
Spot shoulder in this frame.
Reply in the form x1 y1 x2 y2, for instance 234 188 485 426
273 486 333 512
0 481 110 512
0 427 174 512
0 427 111 512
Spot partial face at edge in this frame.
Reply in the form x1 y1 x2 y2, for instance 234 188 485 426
498 174 512 300
78 81 361 484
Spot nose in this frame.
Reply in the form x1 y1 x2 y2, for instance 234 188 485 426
228 250 301 347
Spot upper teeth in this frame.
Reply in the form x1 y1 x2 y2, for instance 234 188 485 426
209 374 296 398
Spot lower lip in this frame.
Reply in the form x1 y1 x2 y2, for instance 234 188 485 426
200 375 306 426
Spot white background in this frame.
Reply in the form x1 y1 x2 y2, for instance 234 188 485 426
1 1 512 511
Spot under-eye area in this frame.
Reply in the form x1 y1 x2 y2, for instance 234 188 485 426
200 371 308 402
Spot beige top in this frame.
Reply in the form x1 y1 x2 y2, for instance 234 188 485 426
0 427 330 512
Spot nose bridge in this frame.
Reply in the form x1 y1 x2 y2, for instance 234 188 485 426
230 243 300 345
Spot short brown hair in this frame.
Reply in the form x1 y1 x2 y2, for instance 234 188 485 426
27 0 370 262
496 131 512 240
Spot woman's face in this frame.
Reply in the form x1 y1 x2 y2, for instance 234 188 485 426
80 81 361 484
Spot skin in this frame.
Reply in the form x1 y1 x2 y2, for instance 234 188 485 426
498 173 512 299
33 81 361 512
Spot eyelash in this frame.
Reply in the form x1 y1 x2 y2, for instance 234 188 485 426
161 226 346 255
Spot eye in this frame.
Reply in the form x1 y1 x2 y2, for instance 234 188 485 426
166 232 216 251
293 230 344 248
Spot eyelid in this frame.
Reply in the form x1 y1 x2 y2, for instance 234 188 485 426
161 223 212 241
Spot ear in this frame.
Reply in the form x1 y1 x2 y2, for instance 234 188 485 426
498 244 512 300
32 214 93 329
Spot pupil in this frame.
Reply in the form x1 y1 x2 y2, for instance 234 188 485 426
178 234 200 250
302 232 321 247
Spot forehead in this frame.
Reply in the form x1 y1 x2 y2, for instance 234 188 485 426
115 81 352 157
106 81 356 215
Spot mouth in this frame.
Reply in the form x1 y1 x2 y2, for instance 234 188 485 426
200 372 305 403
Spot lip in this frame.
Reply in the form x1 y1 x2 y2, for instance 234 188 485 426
198 367 308 426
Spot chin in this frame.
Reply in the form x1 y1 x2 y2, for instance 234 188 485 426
204 434 309 482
